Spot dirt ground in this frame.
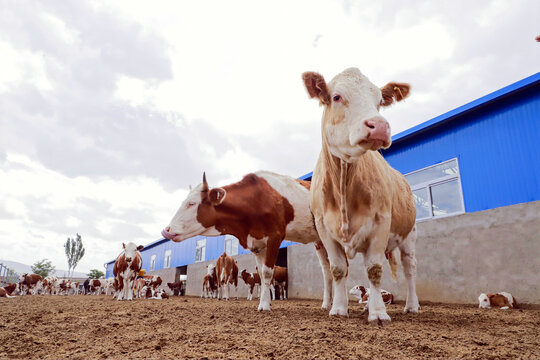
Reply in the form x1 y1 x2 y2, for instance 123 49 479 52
1 295 539 359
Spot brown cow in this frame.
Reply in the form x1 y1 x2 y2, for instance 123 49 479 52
201 264 217 298
271 266 288 300
240 269 261 301
215 253 238 300
303 67 418 325
162 171 332 311
478 292 518 309
113 242 144 301
0 283 18 298
19 273 43 295
167 281 184 296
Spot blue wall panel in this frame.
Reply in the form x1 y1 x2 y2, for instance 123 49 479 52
383 84 540 213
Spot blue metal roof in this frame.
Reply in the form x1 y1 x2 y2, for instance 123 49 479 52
297 71 540 181
104 238 169 265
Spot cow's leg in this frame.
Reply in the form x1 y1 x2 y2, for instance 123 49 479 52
269 283 275 301
117 277 124 301
254 248 273 311
399 226 419 314
364 232 391 326
314 242 332 309
127 278 134 301
323 238 349 316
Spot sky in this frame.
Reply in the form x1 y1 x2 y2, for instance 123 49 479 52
1 0 538 274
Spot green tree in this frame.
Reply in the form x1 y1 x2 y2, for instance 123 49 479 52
31 259 56 278
64 233 85 278
87 269 104 279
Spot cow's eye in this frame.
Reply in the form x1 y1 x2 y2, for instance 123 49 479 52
333 94 341 102
187 201 196 208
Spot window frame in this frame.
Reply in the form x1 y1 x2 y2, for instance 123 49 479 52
195 238 206 263
163 249 172 269
224 235 239 256
405 158 465 221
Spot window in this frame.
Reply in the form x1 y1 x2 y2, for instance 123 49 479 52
405 158 465 221
224 235 239 256
164 250 171 269
150 255 156 271
195 238 206 262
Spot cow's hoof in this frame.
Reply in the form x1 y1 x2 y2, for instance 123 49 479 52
321 302 331 310
257 303 271 311
368 312 391 326
329 307 348 317
404 304 419 313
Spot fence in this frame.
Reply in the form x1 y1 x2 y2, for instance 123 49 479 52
0 263 19 287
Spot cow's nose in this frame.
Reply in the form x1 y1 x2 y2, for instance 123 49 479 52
364 118 390 143
126 257 132 262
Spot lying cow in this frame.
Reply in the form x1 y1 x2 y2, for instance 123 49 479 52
478 292 518 310
19 273 43 295
148 289 169 300
162 172 332 311
240 269 261 301
349 285 394 312
113 242 144 301
0 283 18 298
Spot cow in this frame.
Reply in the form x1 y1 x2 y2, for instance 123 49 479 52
349 285 394 313
134 278 147 298
167 281 184 296
202 264 218 298
161 171 333 311
240 269 261 301
149 276 163 291
215 253 238 300
149 289 169 300
302 67 418 325
113 242 144 301
478 292 518 310
0 283 18 297
18 273 43 295
271 266 288 300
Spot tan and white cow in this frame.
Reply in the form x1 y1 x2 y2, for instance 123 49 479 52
271 266 288 300
478 292 518 309
215 253 238 301
162 171 332 311
202 264 218 298
303 67 418 325
19 273 43 295
113 242 144 301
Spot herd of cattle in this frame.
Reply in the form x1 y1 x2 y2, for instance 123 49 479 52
0 67 520 320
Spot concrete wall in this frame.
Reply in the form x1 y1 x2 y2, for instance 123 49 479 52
184 201 539 304
145 267 181 295
289 201 540 304
186 254 258 298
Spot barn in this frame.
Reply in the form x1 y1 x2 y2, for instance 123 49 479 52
105 72 540 303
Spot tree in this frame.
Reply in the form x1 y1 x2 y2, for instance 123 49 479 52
87 269 104 279
31 259 56 278
64 233 85 278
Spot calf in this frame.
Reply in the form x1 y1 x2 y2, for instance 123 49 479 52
478 292 518 310
134 278 147 298
113 242 144 301
167 281 184 296
0 287 16 298
19 273 43 295
149 289 169 300
162 172 332 311
202 264 217 298
349 285 394 312
240 269 261 301
215 253 238 300
303 67 418 325
271 266 288 300
149 276 163 291
0 283 18 297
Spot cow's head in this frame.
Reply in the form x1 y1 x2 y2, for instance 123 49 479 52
478 293 491 309
207 263 216 276
122 242 144 264
162 173 224 242
303 67 410 162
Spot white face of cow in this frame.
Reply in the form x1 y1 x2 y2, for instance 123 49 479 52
303 67 410 162
162 174 225 242
123 242 143 265
207 264 216 276
478 293 491 308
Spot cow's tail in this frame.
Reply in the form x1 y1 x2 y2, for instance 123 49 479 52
386 248 399 282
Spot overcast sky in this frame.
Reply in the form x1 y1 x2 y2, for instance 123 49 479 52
1 0 538 274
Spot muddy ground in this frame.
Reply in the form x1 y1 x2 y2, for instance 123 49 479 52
0 295 539 359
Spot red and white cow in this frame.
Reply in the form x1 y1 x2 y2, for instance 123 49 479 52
478 292 518 309
271 266 288 300
0 283 18 298
240 269 261 301
349 285 394 312
202 264 217 298
215 253 238 301
303 67 418 325
113 242 144 301
167 281 184 296
19 273 43 295
162 171 332 311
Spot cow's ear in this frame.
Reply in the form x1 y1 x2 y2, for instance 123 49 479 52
122 243 126 249
209 187 226 206
302 71 331 105
137 245 144 251
381 82 411 106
